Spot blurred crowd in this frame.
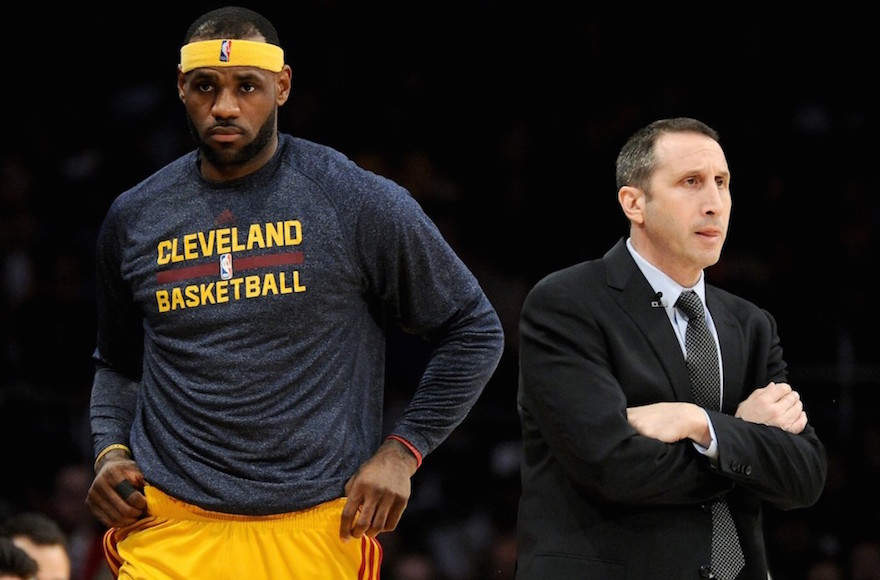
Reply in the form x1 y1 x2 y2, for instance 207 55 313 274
2 5 879 579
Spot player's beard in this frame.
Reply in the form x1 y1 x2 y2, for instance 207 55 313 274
189 108 277 170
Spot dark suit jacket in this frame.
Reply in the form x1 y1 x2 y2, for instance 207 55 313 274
515 238 828 579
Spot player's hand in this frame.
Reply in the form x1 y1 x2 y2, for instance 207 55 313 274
339 439 417 541
86 452 147 528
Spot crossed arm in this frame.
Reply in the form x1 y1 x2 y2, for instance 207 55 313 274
626 381 807 446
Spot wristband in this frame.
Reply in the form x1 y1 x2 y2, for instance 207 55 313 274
94 444 131 471
385 435 423 469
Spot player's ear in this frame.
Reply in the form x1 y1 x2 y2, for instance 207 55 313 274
276 65 292 105
177 66 186 101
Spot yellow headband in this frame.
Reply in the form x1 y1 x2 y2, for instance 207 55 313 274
180 39 284 73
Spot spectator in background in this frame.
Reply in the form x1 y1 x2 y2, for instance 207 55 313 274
0 512 70 580
0 537 37 580
42 464 110 580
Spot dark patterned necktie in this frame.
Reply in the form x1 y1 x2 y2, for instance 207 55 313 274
676 290 745 580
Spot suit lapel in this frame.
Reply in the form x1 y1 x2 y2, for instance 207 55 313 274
604 239 694 403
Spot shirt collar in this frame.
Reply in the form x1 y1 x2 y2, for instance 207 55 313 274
625 237 707 312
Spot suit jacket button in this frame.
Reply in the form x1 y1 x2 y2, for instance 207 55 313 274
699 564 715 578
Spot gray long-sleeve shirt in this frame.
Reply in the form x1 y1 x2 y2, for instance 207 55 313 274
90 133 504 515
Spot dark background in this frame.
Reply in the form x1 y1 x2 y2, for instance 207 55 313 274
2 4 878 579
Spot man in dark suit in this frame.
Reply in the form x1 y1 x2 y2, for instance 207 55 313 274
515 117 828 579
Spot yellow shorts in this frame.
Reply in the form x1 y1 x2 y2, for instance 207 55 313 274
102 486 382 579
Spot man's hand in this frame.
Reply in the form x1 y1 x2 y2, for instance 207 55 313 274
86 449 148 528
736 381 807 434
627 402 710 447
339 439 417 542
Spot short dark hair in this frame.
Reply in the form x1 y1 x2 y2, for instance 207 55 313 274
184 6 280 46
0 512 67 549
615 117 720 191
0 537 38 579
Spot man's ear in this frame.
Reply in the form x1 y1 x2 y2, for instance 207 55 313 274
276 65 293 105
618 185 645 225
177 66 186 101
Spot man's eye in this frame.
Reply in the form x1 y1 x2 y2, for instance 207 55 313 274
241 84 257 93
197 82 214 93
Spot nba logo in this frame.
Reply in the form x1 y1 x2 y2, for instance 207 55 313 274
219 40 232 62
220 253 233 280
